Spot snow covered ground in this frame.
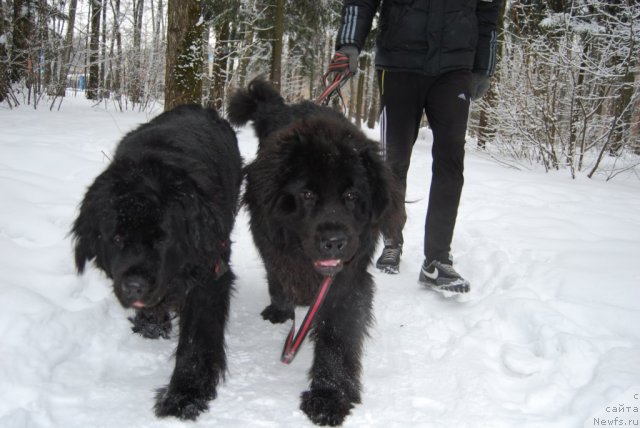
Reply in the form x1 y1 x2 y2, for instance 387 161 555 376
1 96 639 428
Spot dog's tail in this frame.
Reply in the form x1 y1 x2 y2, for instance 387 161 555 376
227 77 284 127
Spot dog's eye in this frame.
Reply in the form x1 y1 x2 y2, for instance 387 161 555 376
344 191 358 202
113 234 124 247
301 190 315 201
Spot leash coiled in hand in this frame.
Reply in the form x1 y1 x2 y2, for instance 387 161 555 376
315 51 354 106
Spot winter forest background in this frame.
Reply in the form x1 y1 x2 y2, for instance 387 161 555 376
0 2 639 426
0 0 639 180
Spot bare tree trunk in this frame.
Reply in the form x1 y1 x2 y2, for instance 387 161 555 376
11 0 35 87
367 61 379 129
354 55 367 127
567 55 588 179
100 0 108 97
224 18 238 98
37 2 49 100
0 0 8 102
237 15 254 88
129 0 144 103
632 71 640 156
54 0 78 97
147 0 164 102
609 69 635 156
164 0 203 110
86 0 102 100
103 0 123 108
477 107 489 149
348 78 355 120
476 0 506 149
269 0 284 90
210 21 231 110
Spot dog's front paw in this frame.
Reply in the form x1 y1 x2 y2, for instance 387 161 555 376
154 386 212 420
300 389 354 426
261 304 294 324
129 310 172 339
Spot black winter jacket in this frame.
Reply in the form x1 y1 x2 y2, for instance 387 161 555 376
336 0 503 76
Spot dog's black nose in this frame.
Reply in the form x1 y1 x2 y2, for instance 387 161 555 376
319 232 348 258
121 277 147 301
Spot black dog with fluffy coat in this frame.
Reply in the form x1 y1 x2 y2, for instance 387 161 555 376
72 105 242 420
228 78 399 426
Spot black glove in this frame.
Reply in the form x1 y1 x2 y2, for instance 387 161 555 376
470 73 491 100
328 45 359 75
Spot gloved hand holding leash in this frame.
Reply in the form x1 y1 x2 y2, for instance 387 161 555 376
315 45 359 106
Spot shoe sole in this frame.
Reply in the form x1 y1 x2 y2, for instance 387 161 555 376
377 265 399 274
418 277 470 294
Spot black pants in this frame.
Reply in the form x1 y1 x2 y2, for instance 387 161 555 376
377 69 471 264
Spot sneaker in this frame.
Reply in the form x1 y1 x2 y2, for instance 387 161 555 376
375 243 402 274
418 260 470 294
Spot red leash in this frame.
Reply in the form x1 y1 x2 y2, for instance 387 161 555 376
281 275 334 364
279 54 351 364
315 52 353 106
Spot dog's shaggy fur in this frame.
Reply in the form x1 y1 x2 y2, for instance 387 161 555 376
228 78 400 426
71 105 242 420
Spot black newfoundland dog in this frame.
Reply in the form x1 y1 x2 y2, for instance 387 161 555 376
228 78 400 426
71 105 242 420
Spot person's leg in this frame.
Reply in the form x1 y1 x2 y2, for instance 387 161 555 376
375 70 430 272
423 70 471 265
378 69 427 245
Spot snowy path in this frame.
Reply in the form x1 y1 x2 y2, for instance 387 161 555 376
1 99 639 427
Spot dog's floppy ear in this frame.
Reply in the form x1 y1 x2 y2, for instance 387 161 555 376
359 142 399 226
73 231 92 273
243 147 297 248
71 169 117 274
244 143 291 215
187 200 223 258
71 185 102 274
172 183 227 263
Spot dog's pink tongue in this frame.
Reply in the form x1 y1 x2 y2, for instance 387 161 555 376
132 301 146 309
316 259 341 267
